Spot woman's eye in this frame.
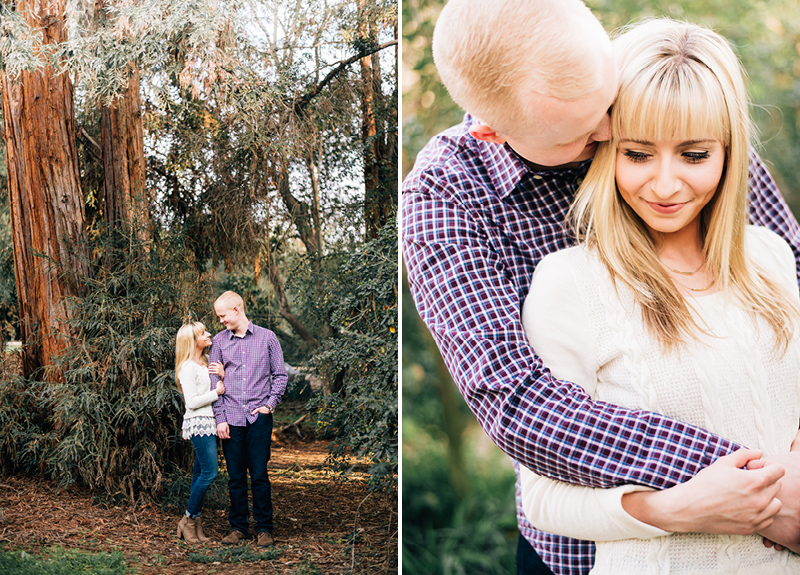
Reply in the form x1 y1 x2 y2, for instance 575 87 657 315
683 151 711 163
622 150 649 163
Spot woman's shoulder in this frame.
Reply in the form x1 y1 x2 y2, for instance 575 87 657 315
745 224 790 249
178 360 207 380
745 225 794 265
534 244 602 286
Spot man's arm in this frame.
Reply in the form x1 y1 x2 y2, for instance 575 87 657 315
209 341 225 424
209 340 230 438
402 184 739 491
265 332 287 411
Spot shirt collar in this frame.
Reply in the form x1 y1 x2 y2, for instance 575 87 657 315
223 321 255 339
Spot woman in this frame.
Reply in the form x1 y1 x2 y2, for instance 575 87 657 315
175 321 226 544
520 18 800 574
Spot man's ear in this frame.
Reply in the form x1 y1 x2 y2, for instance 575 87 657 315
468 122 507 145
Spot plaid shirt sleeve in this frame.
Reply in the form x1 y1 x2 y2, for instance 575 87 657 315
747 148 800 288
401 167 741 492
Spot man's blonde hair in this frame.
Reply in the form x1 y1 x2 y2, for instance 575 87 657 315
571 18 800 351
215 290 244 312
432 0 609 136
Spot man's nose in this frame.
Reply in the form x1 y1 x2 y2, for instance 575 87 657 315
589 114 612 143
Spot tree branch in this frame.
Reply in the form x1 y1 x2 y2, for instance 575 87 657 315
294 40 398 116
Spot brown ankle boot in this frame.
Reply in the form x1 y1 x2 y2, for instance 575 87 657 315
176 516 188 539
182 517 201 544
195 516 211 542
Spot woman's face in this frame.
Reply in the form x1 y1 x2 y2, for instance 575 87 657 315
195 326 212 350
615 138 726 238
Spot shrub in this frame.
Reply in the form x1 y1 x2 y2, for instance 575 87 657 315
0 226 215 503
306 217 397 492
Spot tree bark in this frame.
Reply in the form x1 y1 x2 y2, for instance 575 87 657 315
100 66 149 236
356 0 395 240
0 0 90 378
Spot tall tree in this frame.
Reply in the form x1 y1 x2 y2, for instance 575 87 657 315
0 0 90 378
100 66 149 233
356 0 397 239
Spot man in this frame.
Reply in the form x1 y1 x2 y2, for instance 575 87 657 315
209 290 287 547
401 1 800 573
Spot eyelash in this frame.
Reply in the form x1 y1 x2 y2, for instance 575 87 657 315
621 150 711 164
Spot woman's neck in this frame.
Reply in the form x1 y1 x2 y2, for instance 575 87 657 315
192 348 205 365
652 218 704 271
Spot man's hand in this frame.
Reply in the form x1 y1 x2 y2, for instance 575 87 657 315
622 448 784 535
217 422 230 439
208 361 225 380
754 451 800 553
252 406 272 415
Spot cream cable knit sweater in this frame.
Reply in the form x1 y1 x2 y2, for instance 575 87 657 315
520 225 800 575
178 360 219 420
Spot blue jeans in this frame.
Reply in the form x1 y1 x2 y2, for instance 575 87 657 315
517 534 556 575
221 412 273 534
186 433 219 518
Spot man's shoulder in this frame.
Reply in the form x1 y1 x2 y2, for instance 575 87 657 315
403 118 477 187
249 322 277 339
211 329 229 343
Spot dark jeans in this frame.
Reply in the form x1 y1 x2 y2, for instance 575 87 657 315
186 433 219 518
517 534 556 575
221 412 273 534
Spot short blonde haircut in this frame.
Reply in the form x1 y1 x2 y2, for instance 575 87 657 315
215 290 244 313
432 0 609 136
571 18 800 351
175 322 209 392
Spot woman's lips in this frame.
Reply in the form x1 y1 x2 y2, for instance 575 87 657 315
646 201 686 214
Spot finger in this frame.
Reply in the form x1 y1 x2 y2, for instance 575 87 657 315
758 464 787 486
726 448 764 469
746 459 766 470
763 537 775 548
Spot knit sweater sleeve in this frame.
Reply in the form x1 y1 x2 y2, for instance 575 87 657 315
519 249 671 541
179 363 219 411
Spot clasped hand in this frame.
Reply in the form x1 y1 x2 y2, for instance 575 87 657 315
646 448 785 536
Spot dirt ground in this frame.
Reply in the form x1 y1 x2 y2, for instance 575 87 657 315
0 436 397 574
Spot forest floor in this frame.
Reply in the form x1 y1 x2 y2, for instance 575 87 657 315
0 427 397 574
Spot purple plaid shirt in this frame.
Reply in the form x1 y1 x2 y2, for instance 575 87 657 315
209 321 288 426
401 114 800 575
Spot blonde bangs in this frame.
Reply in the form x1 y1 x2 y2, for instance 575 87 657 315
613 62 730 147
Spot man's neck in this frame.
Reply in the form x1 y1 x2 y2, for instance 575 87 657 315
511 146 586 172
232 317 250 338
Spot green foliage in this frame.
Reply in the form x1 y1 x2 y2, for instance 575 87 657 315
0 226 214 502
306 218 398 492
0 546 129 575
0 130 17 344
402 420 518 575
186 545 283 564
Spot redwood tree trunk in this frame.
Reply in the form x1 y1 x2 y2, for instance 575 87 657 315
0 0 89 378
101 67 149 235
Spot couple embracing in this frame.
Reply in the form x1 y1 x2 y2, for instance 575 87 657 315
173 290 287 548
404 0 800 573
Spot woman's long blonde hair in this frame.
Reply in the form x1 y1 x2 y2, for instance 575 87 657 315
175 322 209 392
570 18 800 351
